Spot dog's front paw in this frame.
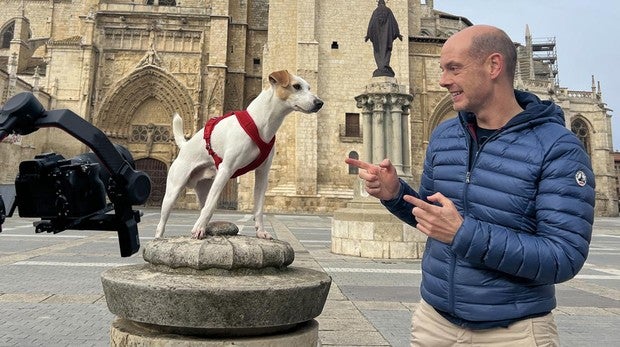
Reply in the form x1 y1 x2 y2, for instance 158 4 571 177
192 228 207 239
256 230 273 239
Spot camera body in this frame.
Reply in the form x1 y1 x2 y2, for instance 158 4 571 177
16 152 107 219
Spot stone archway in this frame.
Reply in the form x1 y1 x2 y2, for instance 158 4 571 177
95 65 195 138
429 94 457 140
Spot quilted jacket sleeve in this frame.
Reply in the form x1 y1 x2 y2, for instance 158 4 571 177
451 133 595 284
381 178 419 226
381 141 435 227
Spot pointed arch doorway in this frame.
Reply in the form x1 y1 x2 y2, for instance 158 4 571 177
95 65 238 210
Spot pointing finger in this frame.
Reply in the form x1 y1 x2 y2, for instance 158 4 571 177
345 158 374 171
403 195 436 211
427 192 452 207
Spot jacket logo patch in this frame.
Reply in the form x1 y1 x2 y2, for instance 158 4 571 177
575 171 587 187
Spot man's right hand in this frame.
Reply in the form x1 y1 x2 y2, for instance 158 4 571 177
345 158 401 201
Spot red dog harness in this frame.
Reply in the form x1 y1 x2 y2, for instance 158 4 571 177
203 110 275 179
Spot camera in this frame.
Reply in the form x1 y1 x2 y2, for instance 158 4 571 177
16 152 107 219
0 92 151 257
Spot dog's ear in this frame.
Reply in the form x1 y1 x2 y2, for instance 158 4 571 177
268 70 291 88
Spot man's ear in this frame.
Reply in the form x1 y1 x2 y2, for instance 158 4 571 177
268 70 291 87
488 53 503 80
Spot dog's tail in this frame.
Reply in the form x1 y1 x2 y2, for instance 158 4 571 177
172 113 187 148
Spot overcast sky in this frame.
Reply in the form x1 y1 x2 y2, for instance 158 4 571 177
432 0 620 151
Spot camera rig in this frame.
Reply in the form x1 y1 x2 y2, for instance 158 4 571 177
0 92 151 257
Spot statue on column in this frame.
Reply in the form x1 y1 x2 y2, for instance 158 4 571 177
365 0 403 78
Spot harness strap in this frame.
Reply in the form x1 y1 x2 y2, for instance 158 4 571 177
203 110 275 179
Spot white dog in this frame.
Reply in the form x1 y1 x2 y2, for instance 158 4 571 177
155 70 323 239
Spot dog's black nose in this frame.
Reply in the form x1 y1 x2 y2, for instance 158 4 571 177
314 99 324 111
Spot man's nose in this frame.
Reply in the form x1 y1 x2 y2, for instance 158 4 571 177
439 72 450 88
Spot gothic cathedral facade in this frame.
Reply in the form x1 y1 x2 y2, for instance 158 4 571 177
1 0 617 216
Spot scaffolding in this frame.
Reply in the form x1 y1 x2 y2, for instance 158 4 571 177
531 37 559 85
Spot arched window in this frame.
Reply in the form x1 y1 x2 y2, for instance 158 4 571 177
1 21 15 49
571 118 591 156
348 151 359 174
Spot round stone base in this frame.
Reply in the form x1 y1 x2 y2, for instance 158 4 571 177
110 318 319 347
101 264 331 335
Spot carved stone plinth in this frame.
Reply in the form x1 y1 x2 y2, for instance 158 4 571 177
101 223 332 346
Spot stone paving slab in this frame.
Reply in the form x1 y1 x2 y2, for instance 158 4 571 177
0 211 618 346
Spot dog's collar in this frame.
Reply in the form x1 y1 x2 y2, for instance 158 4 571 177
203 110 275 178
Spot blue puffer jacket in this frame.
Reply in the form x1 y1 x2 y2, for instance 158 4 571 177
383 90 595 326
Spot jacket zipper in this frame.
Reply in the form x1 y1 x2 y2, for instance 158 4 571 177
452 125 476 314
455 125 500 314
465 131 499 184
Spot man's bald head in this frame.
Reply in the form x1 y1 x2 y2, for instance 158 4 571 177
446 25 518 83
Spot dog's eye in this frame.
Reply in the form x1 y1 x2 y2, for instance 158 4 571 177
292 84 302 91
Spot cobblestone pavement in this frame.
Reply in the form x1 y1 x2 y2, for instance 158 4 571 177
0 208 618 346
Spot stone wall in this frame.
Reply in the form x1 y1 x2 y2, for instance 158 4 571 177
0 79 53 184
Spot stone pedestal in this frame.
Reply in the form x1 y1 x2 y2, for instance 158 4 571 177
101 225 331 346
332 197 427 259
332 77 426 259
109 318 320 346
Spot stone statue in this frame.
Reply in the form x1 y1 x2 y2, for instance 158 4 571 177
365 0 403 77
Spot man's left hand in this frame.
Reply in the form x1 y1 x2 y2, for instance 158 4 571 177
404 193 463 244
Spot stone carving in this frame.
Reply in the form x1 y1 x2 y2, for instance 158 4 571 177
143 235 295 271
136 47 164 68
130 124 171 143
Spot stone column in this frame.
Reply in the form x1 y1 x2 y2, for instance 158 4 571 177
354 77 412 176
102 223 331 346
371 96 386 162
389 96 404 175
401 99 412 175
332 77 427 259
360 104 373 163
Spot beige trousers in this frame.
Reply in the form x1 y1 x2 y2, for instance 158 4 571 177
411 300 559 347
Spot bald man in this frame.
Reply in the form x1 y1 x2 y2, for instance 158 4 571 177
347 25 594 346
